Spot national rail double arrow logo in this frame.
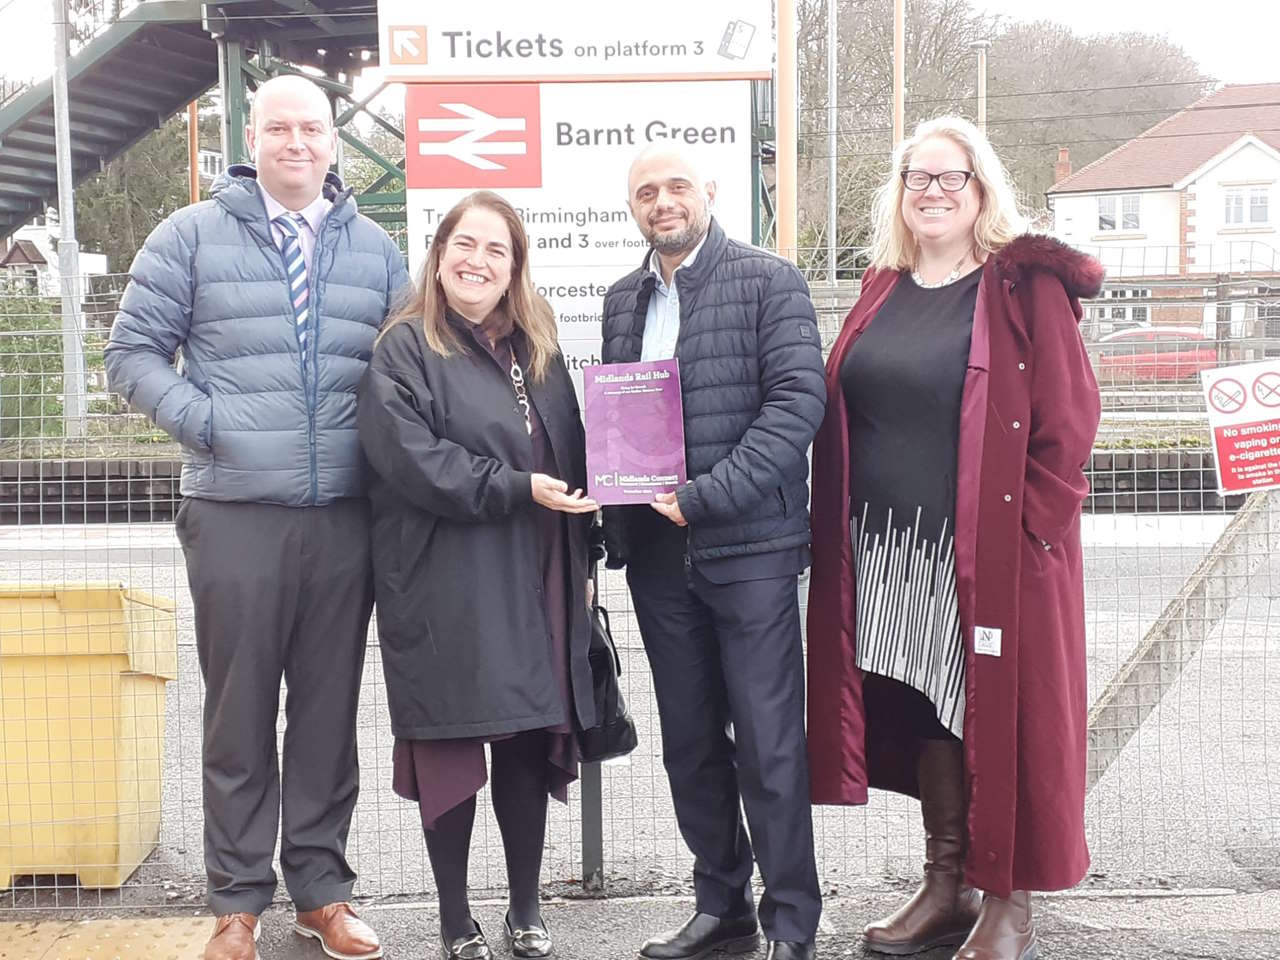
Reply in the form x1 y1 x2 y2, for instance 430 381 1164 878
406 84 543 189
418 103 527 171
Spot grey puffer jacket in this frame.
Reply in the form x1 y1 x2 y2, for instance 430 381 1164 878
105 165 410 505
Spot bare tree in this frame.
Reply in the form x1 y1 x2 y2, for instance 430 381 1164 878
790 0 1208 277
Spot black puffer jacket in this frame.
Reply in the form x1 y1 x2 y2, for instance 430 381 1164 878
601 219 826 565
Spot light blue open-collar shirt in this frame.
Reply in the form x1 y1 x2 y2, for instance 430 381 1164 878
640 231 709 362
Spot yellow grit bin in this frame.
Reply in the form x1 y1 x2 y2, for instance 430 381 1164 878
0 583 178 889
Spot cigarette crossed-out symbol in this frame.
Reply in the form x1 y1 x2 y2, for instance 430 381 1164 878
1208 377 1246 414
1252 371 1280 408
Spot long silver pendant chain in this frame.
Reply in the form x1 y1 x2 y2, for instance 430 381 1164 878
509 346 532 435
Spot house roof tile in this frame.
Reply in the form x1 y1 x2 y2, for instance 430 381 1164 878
0 239 47 267
1047 83 1280 195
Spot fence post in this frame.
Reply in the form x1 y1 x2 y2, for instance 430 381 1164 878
51 0 87 438
581 760 604 892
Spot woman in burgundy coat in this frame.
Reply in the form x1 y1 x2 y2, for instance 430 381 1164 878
806 116 1103 960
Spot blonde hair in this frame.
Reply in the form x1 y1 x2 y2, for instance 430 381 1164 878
869 115 1027 271
382 191 560 381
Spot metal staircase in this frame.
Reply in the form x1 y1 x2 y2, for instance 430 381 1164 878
0 0 388 244
0 0 218 242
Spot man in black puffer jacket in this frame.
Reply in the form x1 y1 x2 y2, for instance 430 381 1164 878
602 146 826 960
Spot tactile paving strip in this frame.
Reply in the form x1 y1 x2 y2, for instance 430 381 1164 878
0 917 210 960
0 923 72 960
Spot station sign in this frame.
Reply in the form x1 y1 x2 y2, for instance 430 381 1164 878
401 80 753 389
1201 358 1280 494
377 0 773 82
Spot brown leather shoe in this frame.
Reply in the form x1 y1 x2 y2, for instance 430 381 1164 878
952 891 1037 960
204 913 259 960
293 902 383 960
863 740 982 954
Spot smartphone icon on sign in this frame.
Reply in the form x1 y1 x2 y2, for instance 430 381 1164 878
718 20 756 60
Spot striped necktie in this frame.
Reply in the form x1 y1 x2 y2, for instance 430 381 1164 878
274 213 309 355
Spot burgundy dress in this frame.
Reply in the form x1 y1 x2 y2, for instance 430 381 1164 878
391 331 579 830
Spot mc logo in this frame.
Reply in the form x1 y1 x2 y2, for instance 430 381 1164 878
594 474 615 487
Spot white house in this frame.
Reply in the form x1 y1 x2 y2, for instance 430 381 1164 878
0 213 109 298
1048 83 1280 337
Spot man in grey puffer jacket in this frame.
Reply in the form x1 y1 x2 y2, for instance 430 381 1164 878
105 75 407 960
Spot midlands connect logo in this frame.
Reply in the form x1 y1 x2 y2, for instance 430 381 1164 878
405 84 542 189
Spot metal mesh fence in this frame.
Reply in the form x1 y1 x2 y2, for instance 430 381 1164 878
0 266 1277 914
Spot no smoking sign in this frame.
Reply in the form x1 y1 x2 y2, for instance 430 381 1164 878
1208 377 1245 414
1201 360 1280 494
1253 371 1280 408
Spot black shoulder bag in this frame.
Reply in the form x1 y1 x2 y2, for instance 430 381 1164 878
577 600 639 763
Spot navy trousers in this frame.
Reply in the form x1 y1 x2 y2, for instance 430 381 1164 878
626 555 822 942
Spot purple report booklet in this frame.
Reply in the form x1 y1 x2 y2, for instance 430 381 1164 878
583 359 687 505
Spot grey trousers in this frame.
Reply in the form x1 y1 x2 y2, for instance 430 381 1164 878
176 497 374 916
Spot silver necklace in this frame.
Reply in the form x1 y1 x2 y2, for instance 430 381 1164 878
912 254 971 289
508 345 532 435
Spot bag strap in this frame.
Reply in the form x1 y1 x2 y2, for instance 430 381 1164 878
592 602 622 676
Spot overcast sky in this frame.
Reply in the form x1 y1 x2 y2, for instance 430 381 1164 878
973 0 1278 85
1 0 1276 87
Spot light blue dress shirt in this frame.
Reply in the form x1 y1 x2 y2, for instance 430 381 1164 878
640 232 708 362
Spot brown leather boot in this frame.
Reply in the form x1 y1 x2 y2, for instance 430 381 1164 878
863 740 982 954
203 913 259 960
952 890 1037 960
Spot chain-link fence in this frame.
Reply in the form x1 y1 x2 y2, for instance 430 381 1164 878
1 265 1278 914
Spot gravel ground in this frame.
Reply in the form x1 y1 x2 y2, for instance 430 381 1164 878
3 890 1279 959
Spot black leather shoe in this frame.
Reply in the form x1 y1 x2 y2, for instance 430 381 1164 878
505 912 553 958
766 941 816 960
638 911 761 960
442 920 492 960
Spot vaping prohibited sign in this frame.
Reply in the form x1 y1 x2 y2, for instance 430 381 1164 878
1201 359 1280 494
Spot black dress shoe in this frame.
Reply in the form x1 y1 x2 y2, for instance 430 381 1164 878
638 911 761 960
766 941 816 960
505 912 553 958
442 920 492 960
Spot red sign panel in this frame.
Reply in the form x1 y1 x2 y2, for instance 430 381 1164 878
405 83 542 190
1212 419 1280 493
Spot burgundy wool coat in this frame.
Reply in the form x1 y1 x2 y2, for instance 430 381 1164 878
806 234 1104 897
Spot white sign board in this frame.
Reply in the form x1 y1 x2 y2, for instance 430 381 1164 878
402 80 753 386
1201 359 1280 494
377 0 772 82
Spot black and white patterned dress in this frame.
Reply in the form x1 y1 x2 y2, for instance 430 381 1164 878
839 267 981 738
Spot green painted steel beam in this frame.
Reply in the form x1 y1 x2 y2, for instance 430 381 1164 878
218 38 249 165
0 0 202 133
264 0 344 37
355 191 406 206
338 129 403 181
363 163 406 195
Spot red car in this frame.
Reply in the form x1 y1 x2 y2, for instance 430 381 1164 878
1093 326 1218 382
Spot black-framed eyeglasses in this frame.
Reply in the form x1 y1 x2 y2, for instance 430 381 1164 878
901 169 975 192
